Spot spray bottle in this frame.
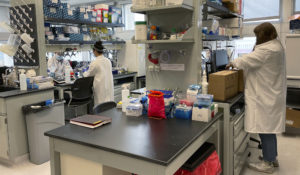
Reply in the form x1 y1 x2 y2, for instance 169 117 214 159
19 69 27 91
122 83 131 113
202 70 208 94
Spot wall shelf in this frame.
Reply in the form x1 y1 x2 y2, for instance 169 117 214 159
44 17 125 28
132 39 194 44
203 35 230 41
131 4 194 14
46 40 125 45
203 1 242 19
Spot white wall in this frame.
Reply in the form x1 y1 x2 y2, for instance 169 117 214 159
0 6 10 41
242 0 294 47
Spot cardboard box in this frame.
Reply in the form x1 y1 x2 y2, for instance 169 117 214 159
286 108 300 128
208 71 238 101
237 69 244 92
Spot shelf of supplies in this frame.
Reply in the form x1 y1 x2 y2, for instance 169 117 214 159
131 4 194 14
203 35 230 41
46 40 125 45
203 1 243 19
132 39 194 44
44 17 125 28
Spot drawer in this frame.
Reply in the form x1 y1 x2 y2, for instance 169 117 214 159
234 129 247 152
0 116 9 159
234 148 249 175
234 134 250 168
234 114 245 137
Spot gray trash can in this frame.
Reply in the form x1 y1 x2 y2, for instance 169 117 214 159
23 101 65 165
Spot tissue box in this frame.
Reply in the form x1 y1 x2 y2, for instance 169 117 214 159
192 105 215 122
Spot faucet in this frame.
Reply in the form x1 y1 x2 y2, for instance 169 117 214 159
2 68 13 86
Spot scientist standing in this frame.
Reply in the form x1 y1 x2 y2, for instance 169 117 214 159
48 52 72 78
83 41 114 107
227 22 286 174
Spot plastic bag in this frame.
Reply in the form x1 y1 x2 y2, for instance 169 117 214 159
148 90 166 119
174 151 222 175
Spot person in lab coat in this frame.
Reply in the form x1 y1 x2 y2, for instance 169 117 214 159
227 22 286 174
48 52 72 78
83 41 114 107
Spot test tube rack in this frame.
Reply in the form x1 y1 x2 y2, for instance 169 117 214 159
10 4 39 67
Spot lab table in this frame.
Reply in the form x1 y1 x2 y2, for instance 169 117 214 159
0 87 55 162
45 109 222 175
54 72 138 101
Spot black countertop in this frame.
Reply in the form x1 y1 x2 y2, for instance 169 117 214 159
45 108 222 166
0 87 55 98
113 72 137 80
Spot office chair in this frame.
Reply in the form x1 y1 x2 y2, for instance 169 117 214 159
93 101 117 114
64 77 94 119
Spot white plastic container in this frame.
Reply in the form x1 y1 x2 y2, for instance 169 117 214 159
135 21 147 41
192 106 212 122
126 103 143 117
202 71 208 94
64 66 71 83
122 84 130 112
19 69 27 91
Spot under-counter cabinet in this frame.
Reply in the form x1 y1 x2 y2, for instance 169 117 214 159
0 88 54 162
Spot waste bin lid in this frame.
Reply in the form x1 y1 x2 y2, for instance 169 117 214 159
182 142 216 171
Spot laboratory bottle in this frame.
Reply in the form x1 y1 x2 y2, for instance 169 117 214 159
202 71 208 94
122 84 130 113
65 66 71 83
19 69 27 91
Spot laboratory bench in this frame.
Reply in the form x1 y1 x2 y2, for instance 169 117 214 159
215 93 249 175
54 72 137 102
45 108 222 175
0 87 55 162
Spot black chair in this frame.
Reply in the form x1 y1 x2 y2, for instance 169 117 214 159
93 101 117 114
64 77 94 118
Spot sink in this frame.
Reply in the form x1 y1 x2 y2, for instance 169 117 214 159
0 86 18 92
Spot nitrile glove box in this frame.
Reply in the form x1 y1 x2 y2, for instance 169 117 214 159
192 105 215 122
44 0 61 7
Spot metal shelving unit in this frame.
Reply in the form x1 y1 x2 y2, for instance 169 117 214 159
203 35 230 41
203 1 243 19
131 4 194 14
132 39 194 44
46 40 125 45
45 17 125 28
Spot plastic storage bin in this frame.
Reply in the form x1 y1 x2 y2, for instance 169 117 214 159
174 105 192 120
22 101 65 165
135 21 147 40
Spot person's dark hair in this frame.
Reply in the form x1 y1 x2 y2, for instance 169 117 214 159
93 41 104 54
254 22 278 45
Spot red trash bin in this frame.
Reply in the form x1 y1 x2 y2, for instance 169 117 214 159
174 142 222 175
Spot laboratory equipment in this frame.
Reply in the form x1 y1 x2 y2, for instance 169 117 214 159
19 69 27 91
211 50 229 73
174 105 192 120
202 71 208 94
135 21 147 40
64 66 72 84
195 94 214 107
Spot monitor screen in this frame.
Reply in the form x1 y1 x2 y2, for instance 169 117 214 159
215 50 229 67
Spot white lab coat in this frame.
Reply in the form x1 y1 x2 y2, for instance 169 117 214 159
83 55 114 106
47 55 71 77
232 39 286 134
